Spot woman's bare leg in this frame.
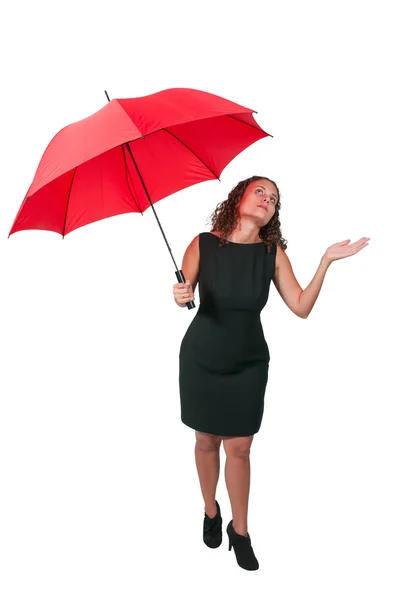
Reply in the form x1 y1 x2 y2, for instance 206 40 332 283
195 431 222 518
223 435 254 536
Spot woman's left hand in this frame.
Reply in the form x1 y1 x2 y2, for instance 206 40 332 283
323 237 370 264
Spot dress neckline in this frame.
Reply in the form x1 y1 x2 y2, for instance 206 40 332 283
206 232 264 245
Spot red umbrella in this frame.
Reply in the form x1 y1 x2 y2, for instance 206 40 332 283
9 87 272 309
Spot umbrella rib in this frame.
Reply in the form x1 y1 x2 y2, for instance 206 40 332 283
121 145 143 214
226 114 273 136
162 128 220 180
62 167 77 238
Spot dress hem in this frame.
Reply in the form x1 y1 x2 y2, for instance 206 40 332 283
181 416 260 437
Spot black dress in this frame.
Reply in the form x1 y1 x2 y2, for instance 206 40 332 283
179 232 276 437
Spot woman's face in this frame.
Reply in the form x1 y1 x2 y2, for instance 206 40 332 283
238 179 279 226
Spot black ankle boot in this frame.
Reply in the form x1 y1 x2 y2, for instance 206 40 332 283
226 520 259 570
203 500 222 548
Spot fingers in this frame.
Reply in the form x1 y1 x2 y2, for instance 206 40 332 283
350 237 370 252
356 238 370 252
341 237 370 246
173 283 192 292
176 293 195 306
173 280 194 305
334 237 370 259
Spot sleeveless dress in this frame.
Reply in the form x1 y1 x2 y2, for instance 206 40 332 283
179 232 276 437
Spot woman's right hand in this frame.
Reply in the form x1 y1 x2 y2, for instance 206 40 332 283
173 280 195 307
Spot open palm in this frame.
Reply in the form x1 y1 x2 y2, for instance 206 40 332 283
324 237 370 263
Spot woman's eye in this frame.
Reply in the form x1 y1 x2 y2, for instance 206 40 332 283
256 188 276 203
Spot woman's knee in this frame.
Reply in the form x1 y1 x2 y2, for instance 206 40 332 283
195 430 222 451
223 435 254 458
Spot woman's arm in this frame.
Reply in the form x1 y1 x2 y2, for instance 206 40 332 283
173 234 200 307
272 245 330 319
272 237 369 318
180 234 200 294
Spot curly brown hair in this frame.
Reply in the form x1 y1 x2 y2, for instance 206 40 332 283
206 175 288 252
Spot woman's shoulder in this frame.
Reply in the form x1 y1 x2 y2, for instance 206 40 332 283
198 230 220 240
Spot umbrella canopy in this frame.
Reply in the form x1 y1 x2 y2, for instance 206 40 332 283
9 88 271 238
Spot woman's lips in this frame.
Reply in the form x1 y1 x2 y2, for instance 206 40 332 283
258 205 268 211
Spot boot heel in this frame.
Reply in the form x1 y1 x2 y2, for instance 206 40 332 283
226 519 259 570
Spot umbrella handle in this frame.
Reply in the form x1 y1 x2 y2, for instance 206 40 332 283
175 270 196 310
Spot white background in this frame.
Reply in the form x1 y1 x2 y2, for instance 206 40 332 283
0 1 396 598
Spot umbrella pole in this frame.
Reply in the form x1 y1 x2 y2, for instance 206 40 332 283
104 91 194 309
124 142 195 311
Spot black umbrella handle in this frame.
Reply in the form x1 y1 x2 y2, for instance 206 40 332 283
175 270 196 310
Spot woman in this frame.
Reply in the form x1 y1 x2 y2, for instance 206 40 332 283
173 175 369 571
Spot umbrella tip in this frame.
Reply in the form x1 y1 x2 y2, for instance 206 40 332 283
104 90 111 102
